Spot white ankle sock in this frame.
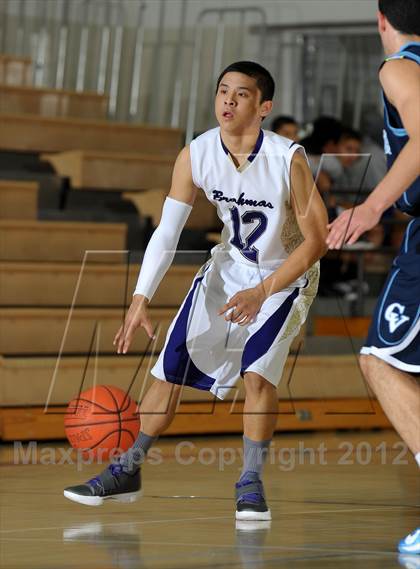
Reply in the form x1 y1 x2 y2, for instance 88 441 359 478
415 452 420 468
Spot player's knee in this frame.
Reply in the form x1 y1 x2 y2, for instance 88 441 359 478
155 379 182 396
359 354 385 388
243 372 274 396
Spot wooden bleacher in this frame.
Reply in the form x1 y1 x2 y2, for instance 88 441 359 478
0 353 373 406
0 220 126 262
41 151 175 191
0 113 183 155
314 316 371 337
0 180 38 219
0 307 175 354
0 60 388 440
0 353 389 440
40 153 220 229
123 189 221 230
0 54 32 86
0 84 108 120
0 262 198 306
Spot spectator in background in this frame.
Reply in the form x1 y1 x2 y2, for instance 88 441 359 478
300 116 344 215
334 127 388 203
336 128 363 169
302 118 387 297
271 115 300 142
300 116 343 156
327 127 387 250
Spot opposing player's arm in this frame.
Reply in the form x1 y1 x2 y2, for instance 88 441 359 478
256 151 328 298
366 59 420 213
113 146 198 353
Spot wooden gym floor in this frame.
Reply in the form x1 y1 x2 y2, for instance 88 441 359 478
0 430 418 568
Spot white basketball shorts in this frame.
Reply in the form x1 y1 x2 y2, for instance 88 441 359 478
151 251 319 400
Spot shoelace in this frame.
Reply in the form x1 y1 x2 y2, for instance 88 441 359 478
87 476 104 494
236 477 265 504
238 492 261 504
109 463 123 476
87 463 123 492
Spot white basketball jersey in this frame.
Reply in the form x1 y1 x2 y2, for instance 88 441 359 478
190 127 307 274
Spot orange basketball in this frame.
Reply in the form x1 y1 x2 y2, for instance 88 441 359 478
64 385 140 460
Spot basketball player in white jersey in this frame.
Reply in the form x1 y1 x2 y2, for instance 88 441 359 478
64 61 328 520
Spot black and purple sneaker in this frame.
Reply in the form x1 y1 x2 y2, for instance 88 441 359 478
235 471 271 521
64 462 141 506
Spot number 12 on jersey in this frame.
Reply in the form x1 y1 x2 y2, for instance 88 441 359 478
229 206 268 264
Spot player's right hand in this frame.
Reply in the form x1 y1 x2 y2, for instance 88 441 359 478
113 295 155 354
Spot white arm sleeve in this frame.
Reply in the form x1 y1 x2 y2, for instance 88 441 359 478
133 196 193 301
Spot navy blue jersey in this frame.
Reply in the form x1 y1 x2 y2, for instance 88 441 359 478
380 42 420 216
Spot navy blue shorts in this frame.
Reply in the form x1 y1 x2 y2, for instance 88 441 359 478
361 217 420 374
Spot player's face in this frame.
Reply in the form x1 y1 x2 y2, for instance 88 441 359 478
337 137 361 167
215 72 272 132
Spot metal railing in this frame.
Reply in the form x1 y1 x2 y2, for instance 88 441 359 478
1 0 144 118
250 21 382 128
185 6 267 143
0 0 270 131
0 1 383 134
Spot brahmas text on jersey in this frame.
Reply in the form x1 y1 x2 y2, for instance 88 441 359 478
190 127 307 284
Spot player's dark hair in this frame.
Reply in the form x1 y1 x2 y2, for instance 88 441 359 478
340 127 362 143
216 61 275 103
378 0 420 35
271 115 297 132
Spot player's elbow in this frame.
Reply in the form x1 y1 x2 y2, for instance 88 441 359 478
310 230 329 259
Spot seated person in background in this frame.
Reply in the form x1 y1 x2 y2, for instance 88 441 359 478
271 115 300 142
328 127 364 206
334 128 389 250
336 127 394 249
302 120 387 296
300 116 344 217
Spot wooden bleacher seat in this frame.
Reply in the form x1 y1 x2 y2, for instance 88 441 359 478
0 354 372 405
0 114 183 155
0 180 38 219
0 220 126 262
0 306 302 356
0 353 388 440
123 189 221 230
0 54 32 86
0 262 198 307
314 316 371 337
0 307 176 355
40 151 221 229
0 85 108 120
0 354 370 404
41 151 175 191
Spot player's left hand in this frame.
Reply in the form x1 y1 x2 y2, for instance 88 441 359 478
218 287 266 326
326 203 381 249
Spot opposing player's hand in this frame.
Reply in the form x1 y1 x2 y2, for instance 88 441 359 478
113 295 155 354
326 203 381 249
218 287 266 326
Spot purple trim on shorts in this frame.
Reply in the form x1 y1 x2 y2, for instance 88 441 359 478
163 270 216 392
240 287 299 375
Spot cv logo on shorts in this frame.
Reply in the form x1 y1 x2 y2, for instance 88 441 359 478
385 303 410 333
